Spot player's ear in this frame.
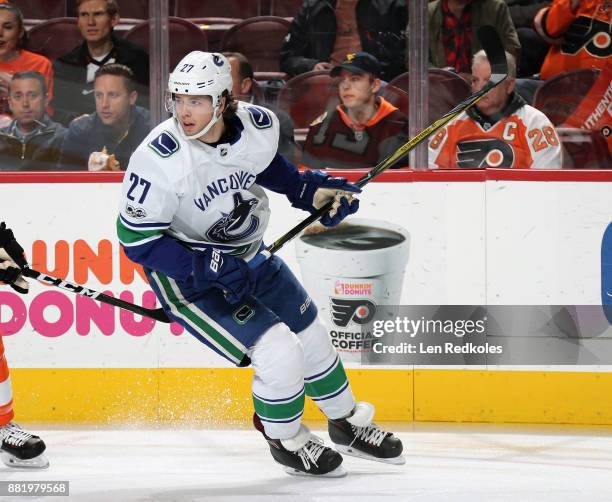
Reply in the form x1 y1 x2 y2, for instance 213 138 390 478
371 78 381 94
241 77 252 96
506 77 516 95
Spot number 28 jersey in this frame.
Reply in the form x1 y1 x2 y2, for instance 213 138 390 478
117 103 280 263
428 94 562 169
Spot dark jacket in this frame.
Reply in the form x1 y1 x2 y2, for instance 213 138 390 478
504 0 550 28
426 0 521 68
280 0 407 81
0 117 66 171
58 106 150 171
53 34 150 126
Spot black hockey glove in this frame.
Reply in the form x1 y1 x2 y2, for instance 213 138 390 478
0 222 28 269
193 248 256 304
291 171 360 227
0 248 29 294
0 222 29 294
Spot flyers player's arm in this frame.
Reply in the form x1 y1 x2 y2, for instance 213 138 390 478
117 149 193 282
534 0 579 41
524 112 563 169
428 121 460 169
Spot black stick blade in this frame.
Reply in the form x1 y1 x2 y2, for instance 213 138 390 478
476 25 508 84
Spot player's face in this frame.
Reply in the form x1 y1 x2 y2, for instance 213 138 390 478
8 78 47 126
77 0 118 44
471 59 515 116
336 70 380 109
173 94 215 136
94 74 136 127
0 9 23 58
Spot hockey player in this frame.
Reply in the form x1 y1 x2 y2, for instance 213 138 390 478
429 50 563 169
117 51 404 477
0 222 48 468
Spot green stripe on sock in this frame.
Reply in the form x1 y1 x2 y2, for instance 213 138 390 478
253 390 305 421
305 359 349 399
156 273 246 363
116 217 163 245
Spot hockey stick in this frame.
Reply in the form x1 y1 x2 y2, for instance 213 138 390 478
259 25 508 259
21 267 171 323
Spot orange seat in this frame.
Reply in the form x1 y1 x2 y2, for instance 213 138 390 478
114 0 151 23
383 69 471 123
268 0 304 18
174 0 261 24
25 17 82 61
533 69 610 168
277 70 339 130
221 16 291 75
533 69 601 126
13 0 66 21
124 17 208 70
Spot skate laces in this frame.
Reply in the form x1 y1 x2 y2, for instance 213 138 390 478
297 435 326 470
1 423 34 447
350 422 387 447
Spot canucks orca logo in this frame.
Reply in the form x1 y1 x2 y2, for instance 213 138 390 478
213 54 224 66
206 192 259 243
330 298 376 327
456 139 515 168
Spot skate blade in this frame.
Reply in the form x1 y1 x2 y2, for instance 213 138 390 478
334 444 406 465
1 451 49 469
277 462 347 478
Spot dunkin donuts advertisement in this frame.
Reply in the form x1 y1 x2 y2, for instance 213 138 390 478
0 174 611 368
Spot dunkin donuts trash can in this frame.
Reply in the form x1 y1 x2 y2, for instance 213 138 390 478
296 218 410 363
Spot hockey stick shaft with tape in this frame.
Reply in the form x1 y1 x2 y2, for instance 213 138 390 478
21 267 172 323
261 25 508 259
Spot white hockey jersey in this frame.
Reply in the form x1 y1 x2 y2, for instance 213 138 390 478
429 94 563 169
117 103 280 263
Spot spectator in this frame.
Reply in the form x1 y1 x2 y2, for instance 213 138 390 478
534 0 611 80
53 0 149 125
223 51 298 163
0 3 54 123
0 72 65 171
58 64 149 171
301 52 408 169
504 0 551 77
420 0 521 80
280 0 407 82
428 50 562 169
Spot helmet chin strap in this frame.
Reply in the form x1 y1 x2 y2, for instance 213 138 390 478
175 101 222 141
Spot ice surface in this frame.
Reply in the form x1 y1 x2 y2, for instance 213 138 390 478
2 424 612 501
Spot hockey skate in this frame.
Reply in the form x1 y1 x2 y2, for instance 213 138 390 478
253 413 346 477
0 422 48 469
328 402 405 465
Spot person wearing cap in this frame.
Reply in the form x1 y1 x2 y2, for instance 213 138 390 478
301 51 408 170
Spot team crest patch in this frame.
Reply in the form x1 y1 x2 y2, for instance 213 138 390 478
245 106 272 130
148 131 180 158
233 304 255 325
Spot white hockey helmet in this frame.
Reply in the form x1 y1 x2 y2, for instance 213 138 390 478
166 51 233 140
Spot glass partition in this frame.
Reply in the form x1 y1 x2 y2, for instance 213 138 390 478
0 0 607 172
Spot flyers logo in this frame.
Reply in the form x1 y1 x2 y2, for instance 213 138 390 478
456 139 515 168
562 17 611 58
330 298 376 327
